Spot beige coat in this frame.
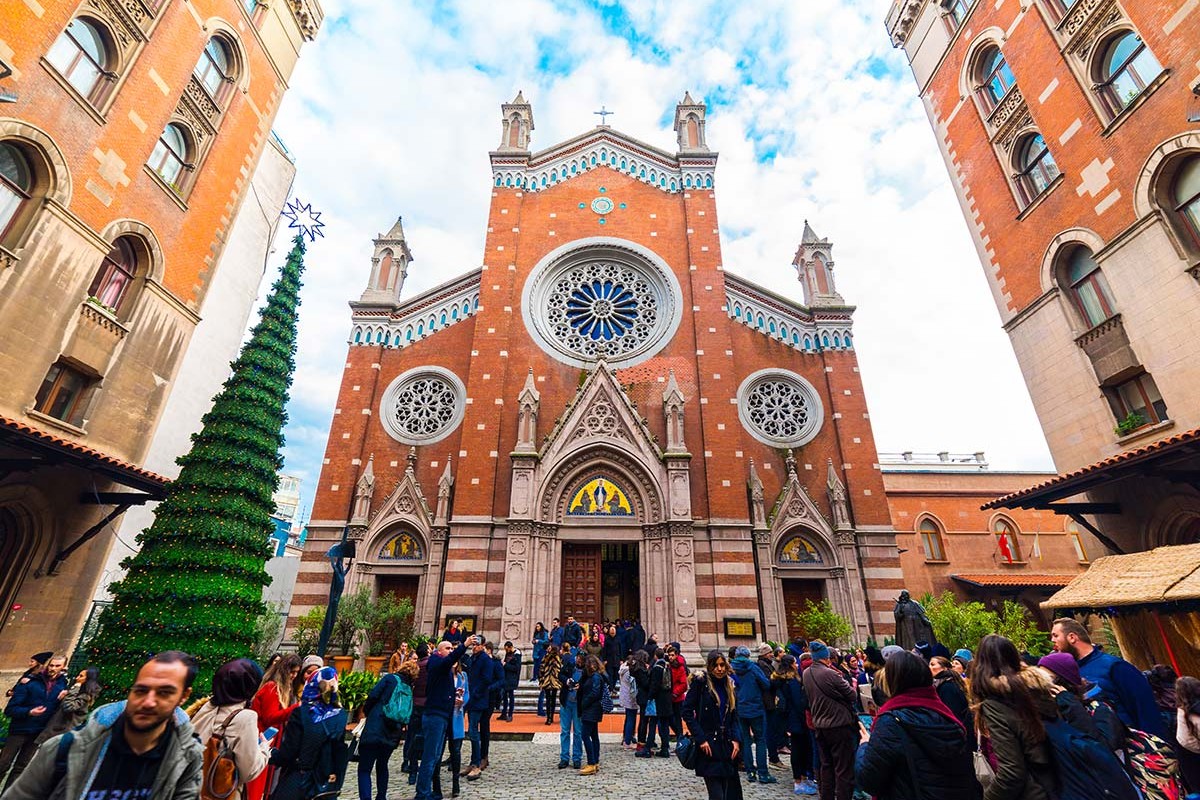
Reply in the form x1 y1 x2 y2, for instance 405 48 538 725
191 702 269 788
1178 708 1200 754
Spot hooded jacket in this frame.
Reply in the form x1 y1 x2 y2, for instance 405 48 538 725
855 701 983 800
976 665 1058 800
618 662 636 710
730 656 770 719
3 701 203 800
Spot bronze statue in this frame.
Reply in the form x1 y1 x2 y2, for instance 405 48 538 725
893 590 935 652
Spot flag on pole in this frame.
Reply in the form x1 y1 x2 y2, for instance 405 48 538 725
1031 529 1042 560
997 531 1014 564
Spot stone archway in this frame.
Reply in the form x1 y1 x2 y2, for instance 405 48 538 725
771 527 852 644
0 505 37 639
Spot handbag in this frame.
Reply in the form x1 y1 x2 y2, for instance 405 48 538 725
973 750 995 790
675 734 698 770
646 698 658 717
599 676 614 714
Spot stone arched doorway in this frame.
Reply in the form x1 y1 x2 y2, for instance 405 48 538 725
0 505 37 639
770 528 853 642
353 526 430 648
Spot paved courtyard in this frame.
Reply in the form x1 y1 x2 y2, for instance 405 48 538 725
342 734 803 798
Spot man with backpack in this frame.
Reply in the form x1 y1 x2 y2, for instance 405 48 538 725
2 651 203 800
357 663 411 800
1051 618 1164 737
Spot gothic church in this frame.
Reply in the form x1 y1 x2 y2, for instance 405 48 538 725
292 93 902 653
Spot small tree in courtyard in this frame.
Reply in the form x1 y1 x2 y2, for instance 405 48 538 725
792 599 854 647
87 234 308 698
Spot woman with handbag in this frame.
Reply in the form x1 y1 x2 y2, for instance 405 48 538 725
269 667 349 800
193 659 271 799
538 645 562 726
248 655 302 800
576 655 606 775
773 654 817 795
681 649 743 800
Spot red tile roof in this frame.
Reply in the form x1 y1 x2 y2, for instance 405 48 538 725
983 427 1200 510
952 574 1077 588
0 414 168 490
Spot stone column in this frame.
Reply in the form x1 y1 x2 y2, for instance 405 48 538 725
642 525 672 639
419 527 448 632
500 522 531 644
669 521 700 655
753 530 784 643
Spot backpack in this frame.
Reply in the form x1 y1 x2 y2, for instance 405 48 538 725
599 676 614 714
659 661 672 692
201 708 245 800
382 674 413 724
1042 717 1139 800
1121 725 1181 800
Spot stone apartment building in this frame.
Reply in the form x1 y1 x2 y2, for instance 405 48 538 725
292 94 905 655
886 0 1200 553
0 0 321 676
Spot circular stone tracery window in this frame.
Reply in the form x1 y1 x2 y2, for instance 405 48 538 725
379 366 465 445
522 239 682 368
736 369 824 448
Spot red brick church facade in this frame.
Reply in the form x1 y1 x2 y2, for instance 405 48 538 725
291 93 901 653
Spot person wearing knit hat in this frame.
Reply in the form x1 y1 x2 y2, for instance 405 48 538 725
953 648 972 663
300 655 323 684
5 654 53 700
809 640 831 662
880 645 904 661
1038 652 1121 747
801 640 857 800
1039 652 1082 687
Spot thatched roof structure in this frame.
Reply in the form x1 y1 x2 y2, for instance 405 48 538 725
1042 543 1200 609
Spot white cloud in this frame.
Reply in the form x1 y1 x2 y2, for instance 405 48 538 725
263 0 1053 515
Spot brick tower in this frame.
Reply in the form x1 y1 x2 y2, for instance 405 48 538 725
294 93 901 653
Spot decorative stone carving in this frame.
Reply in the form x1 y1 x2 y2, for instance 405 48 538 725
185 76 223 126
515 368 540 452
357 563 374 574
511 470 531 515
677 622 697 642
673 538 692 559
826 459 851 532
349 455 375 527
829 566 846 579
836 529 856 547
749 459 767 529
509 538 527 556
752 530 771 545
662 369 687 453
434 457 453 527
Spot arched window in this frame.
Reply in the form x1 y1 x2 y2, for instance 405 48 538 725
88 236 141 313
979 47 1016 109
918 518 947 561
46 18 111 102
0 142 32 241
1097 32 1162 114
194 38 234 100
1015 133 1060 203
1062 246 1115 327
1172 157 1200 248
149 124 190 189
945 0 972 29
993 517 1022 563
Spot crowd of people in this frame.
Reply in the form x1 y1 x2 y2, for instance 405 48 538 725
2 613 1199 800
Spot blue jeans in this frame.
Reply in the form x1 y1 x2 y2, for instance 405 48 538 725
582 719 600 765
740 713 769 779
415 711 448 800
622 708 638 745
357 743 392 800
559 699 582 765
466 708 485 768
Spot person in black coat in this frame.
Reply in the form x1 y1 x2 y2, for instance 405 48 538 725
855 652 981 800
772 655 816 794
357 670 403 800
682 650 743 800
930 656 975 748
270 667 350 800
576 655 606 774
500 642 521 722
637 649 673 758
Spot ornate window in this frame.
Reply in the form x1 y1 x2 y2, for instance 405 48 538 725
1061 246 1115 327
88 237 141 314
1014 134 1060 204
379 366 465 445
379 531 423 561
194 38 235 102
1096 32 1162 115
1172 157 1200 248
522 240 682 368
992 517 1022 563
736 369 824 448
918 518 947 562
978 47 1016 110
0 143 32 242
779 535 823 565
148 124 191 190
34 360 97 427
46 18 113 104
566 476 634 517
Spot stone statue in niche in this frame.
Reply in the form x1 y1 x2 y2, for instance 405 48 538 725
893 590 936 652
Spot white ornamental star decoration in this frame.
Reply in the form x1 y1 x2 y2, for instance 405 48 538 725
281 198 325 242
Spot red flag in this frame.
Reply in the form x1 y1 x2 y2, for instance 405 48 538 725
997 532 1014 564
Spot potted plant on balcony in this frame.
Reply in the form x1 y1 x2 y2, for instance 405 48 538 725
1115 411 1147 437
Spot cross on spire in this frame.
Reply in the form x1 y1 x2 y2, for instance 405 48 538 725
593 105 614 126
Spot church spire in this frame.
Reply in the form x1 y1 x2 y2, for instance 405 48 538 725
360 215 412 305
673 91 708 153
498 91 534 151
793 220 844 307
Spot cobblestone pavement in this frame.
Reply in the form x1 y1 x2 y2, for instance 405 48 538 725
341 735 804 799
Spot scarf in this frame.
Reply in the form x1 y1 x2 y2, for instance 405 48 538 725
211 659 262 707
301 666 342 723
877 685 965 733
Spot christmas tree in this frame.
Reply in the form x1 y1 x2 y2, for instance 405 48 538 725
89 231 310 697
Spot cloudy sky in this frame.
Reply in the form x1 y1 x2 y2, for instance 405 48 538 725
261 0 1055 521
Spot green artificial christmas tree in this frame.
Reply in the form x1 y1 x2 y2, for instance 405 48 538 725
90 232 310 698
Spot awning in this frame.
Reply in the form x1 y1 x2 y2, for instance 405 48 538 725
0 414 168 497
1041 543 1200 609
952 574 1076 590
983 427 1200 512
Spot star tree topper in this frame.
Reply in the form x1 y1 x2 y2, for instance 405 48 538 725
281 198 325 242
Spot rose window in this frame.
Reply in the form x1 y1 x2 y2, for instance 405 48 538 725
380 367 465 445
524 241 681 368
737 370 824 447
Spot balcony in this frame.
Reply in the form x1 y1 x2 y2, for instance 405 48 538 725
62 300 129 375
1075 314 1139 385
